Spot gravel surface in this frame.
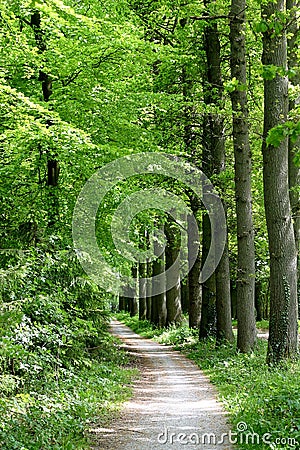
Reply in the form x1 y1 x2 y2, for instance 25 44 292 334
89 320 236 450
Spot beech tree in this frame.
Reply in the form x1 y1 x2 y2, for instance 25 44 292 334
230 0 256 351
199 1 233 342
287 0 300 293
165 220 183 326
261 0 298 363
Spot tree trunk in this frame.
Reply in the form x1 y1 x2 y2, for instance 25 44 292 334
261 0 298 363
200 213 216 338
151 224 167 327
181 279 189 314
30 11 59 227
165 221 183 326
188 210 202 328
119 295 126 312
230 0 257 351
287 0 300 312
139 261 147 320
146 258 152 321
216 237 234 343
130 266 139 317
255 281 263 322
201 0 233 341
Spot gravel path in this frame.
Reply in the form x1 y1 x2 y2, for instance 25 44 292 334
90 320 236 450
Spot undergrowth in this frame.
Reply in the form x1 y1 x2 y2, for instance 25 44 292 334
0 251 137 449
0 340 136 450
117 313 300 449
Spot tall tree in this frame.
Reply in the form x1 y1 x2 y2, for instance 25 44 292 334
130 265 139 317
199 0 233 342
188 208 202 328
261 0 298 363
165 220 183 326
287 0 300 299
230 0 257 351
30 11 60 227
151 222 167 327
139 260 147 321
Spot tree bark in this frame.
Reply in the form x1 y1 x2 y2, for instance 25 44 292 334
261 0 298 363
165 220 183 326
130 266 139 317
30 11 59 227
230 0 257 351
287 0 300 312
200 212 216 338
119 295 126 312
188 210 202 328
180 279 189 314
151 223 167 327
216 236 234 343
139 261 147 320
146 258 152 321
201 0 233 342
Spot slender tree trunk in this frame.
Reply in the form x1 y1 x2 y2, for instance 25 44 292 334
125 297 131 313
216 237 234 343
130 266 139 317
255 281 263 322
201 0 233 341
139 261 147 320
181 67 203 329
287 0 300 309
151 223 167 327
181 280 189 314
30 11 59 227
230 0 257 351
165 221 183 326
146 258 152 321
262 0 298 363
200 213 216 337
119 295 126 312
188 210 202 328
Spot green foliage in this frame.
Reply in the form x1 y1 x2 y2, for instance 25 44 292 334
116 312 165 338
0 347 136 450
0 251 137 448
266 121 300 148
121 317 300 449
186 340 300 449
116 312 198 346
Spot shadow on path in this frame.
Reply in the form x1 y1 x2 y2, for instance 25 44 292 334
89 320 235 450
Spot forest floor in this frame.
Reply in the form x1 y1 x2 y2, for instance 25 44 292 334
89 320 235 450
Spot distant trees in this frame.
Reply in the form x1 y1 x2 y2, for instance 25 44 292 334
121 0 300 364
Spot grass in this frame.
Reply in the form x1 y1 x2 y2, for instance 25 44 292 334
117 313 300 449
0 332 138 450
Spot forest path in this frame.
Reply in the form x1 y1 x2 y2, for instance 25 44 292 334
89 320 235 450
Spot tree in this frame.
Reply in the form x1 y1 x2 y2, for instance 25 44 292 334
139 260 148 321
229 0 256 351
165 220 183 326
261 0 298 363
287 0 300 299
199 0 233 342
30 11 60 227
188 209 202 328
151 221 167 327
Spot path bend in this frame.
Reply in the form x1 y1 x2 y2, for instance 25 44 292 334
89 320 235 450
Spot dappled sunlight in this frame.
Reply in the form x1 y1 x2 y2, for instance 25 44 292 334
91 321 234 450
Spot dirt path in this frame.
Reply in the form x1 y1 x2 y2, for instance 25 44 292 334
89 320 236 449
